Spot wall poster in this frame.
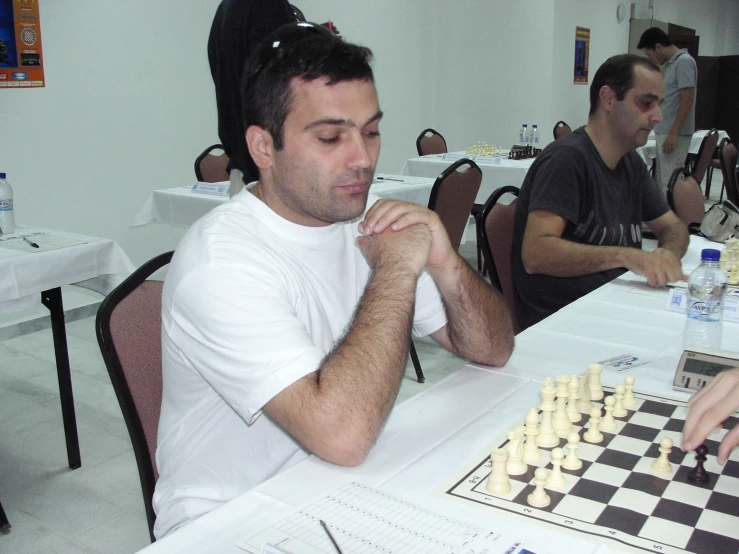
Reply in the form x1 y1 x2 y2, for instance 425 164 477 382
0 0 45 88
573 26 590 85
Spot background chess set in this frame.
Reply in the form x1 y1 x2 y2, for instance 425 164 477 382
437 383 739 554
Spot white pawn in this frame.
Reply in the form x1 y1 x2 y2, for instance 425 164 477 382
577 371 592 414
527 467 551 508
613 385 627 417
583 407 604 444
523 407 541 463
651 437 673 473
506 426 528 475
536 379 560 448
623 376 636 408
486 448 511 495
567 375 582 423
562 432 582 470
553 375 573 438
588 364 604 401
600 396 617 432
546 447 567 487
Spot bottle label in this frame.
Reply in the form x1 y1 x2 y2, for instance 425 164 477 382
687 299 723 322
0 199 12 211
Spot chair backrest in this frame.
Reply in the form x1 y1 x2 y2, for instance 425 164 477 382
480 186 520 334
666 168 706 226
194 144 230 182
691 129 719 184
553 121 572 140
427 158 482 251
96 251 173 543
416 128 448 156
720 141 739 206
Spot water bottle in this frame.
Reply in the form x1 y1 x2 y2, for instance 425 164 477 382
531 125 540 147
519 124 528 145
683 249 728 349
0 172 15 235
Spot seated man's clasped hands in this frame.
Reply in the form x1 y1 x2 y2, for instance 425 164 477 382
153 23 514 538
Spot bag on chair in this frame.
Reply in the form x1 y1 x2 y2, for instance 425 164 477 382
698 200 739 242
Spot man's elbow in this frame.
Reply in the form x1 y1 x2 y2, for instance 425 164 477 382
521 248 543 275
314 430 375 467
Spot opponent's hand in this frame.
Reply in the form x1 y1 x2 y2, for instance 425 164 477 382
624 248 687 287
662 132 677 154
358 200 456 271
682 368 739 463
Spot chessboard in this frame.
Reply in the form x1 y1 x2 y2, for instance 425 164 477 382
437 379 739 554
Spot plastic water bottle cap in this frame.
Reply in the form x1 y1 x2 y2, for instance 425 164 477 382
701 249 721 262
0 173 5 179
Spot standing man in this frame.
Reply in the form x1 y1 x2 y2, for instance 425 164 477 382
155 23 515 538
638 27 697 194
511 54 689 330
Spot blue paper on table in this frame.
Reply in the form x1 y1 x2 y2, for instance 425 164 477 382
192 182 229 197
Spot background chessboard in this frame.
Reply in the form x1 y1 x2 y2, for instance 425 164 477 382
438 387 739 554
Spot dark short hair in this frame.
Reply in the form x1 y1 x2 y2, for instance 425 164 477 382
588 54 660 116
242 22 374 151
637 27 672 49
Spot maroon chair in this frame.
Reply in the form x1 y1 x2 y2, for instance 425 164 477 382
96 251 173 542
690 129 719 186
194 144 230 182
480 186 520 334
719 141 739 206
553 121 572 140
415 128 447 156
666 168 706 227
705 137 729 200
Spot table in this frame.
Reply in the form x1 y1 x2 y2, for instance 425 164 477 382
139 237 735 552
637 129 729 165
0 226 134 469
399 152 534 204
130 175 435 228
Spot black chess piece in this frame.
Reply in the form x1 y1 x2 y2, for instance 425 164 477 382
687 444 710 483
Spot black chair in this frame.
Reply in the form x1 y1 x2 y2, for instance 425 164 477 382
0 499 10 533
194 144 230 183
719 140 739 206
553 121 572 140
96 251 173 542
479 186 520 334
415 128 447 157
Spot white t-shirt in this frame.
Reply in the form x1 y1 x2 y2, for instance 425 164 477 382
153 186 447 538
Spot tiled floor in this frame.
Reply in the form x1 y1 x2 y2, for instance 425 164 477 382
0 174 724 553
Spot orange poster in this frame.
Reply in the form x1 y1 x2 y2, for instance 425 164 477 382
0 0 45 88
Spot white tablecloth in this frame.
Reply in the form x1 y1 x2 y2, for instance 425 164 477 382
137 238 733 554
130 175 435 229
399 152 535 204
0 225 135 314
637 129 729 164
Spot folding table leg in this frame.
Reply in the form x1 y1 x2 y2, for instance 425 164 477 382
41 287 82 470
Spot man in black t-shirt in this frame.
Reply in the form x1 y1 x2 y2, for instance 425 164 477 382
511 54 689 330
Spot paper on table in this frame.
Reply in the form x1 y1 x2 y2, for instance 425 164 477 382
0 232 88 253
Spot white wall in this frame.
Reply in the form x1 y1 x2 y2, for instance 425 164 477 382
1 0 737 267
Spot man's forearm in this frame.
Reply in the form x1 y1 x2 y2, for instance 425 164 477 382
523 236 633 277
429 255 514 367
669 91 694 136
657 220 689 258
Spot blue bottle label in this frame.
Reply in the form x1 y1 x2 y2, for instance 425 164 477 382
0 199 13 211
687 299 722 322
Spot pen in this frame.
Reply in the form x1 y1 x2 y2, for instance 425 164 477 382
375 176 404 182
23 237 39 248
320 520 344 554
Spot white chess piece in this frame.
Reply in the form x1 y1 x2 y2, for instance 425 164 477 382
562 432 582 470
486 448 511 495
577 371 592 414
506 426 527 475
527 467 551 508
651 437 673 473
546 447 567 487
600 396 617 431
623 376 636 408
523 407 542 463
536 379 560 448
553 375 573 438
612 385 627 417
583 407 604 444
588 364 604 401
567 375 582 423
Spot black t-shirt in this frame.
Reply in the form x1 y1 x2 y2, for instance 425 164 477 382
511 127 670 330
208 0 295 183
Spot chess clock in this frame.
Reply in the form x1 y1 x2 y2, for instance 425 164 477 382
673 346 739 393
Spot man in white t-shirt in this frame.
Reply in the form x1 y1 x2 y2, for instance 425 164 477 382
153 23 515 538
